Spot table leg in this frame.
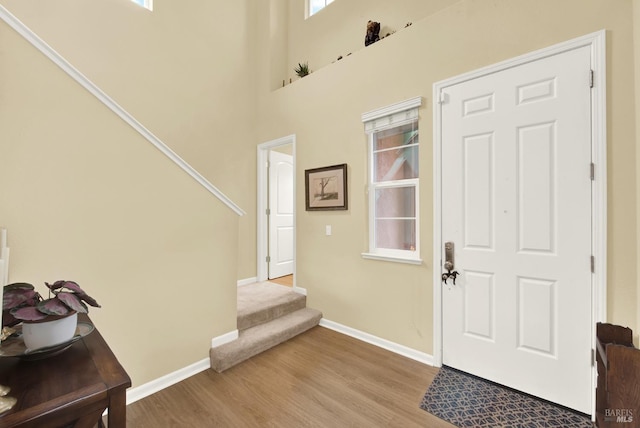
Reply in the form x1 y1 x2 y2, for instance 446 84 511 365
107 389 128 427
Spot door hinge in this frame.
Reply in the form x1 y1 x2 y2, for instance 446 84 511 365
438 92 447 104
591 255 595 273
591 348 595 366
589 70 594 88
590 163 595 181
266 255 271 263
266 208 271 216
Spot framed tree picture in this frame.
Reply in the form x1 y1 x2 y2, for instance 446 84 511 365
305 164 348 211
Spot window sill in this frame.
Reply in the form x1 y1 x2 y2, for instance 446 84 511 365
361 253 423 265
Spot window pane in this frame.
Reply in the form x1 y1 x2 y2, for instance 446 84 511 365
374 145 418 182
375 219 416 251
373 123 418 151
310 0 326 15
373 122 418 182
375 187 415 218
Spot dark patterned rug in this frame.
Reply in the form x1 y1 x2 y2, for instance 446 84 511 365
420 366 594 427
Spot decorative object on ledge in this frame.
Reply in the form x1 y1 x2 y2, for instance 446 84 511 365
365 20 380 46
294 61 310 78
305 164 348 211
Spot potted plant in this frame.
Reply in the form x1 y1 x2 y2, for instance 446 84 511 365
294 61 311 78
2 280 100 350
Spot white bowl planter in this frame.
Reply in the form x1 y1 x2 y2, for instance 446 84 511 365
22 312 78 350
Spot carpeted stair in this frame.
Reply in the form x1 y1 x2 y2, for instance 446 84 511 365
210 281 322 372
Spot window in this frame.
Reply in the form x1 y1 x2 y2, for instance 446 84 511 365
307 0 334 18
132 0 153 11
362 97 422 264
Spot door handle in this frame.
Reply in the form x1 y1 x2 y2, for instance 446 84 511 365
442 241 459 285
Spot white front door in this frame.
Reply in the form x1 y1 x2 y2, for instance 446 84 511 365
268 150 294 279
441 46 593 413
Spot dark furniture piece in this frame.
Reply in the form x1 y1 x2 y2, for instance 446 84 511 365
595 322 640 428
0 314 131 427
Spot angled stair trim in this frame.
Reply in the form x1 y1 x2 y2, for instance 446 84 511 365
0 6 245 216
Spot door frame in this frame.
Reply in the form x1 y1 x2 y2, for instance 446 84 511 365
432 30 606 410
257 135 301 290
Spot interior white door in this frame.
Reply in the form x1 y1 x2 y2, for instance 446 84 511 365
441 46 593 413
268 150 294 279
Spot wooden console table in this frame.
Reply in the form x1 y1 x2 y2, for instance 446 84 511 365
0 314 131 427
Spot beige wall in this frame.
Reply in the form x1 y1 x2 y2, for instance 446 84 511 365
0 5 240 386
257 0 639 354
1 0 639 388
0 0 260 280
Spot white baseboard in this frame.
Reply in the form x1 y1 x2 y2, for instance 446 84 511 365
237 277 257 287
292 286 307 295
127 328 237 405
125 320 431 407
319 318 433 366
126 358 210 405
211 329 238 348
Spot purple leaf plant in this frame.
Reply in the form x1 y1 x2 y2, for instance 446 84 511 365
3 280 101 322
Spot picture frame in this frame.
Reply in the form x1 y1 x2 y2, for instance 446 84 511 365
305 164 348 211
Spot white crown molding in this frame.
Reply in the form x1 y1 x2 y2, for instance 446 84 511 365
0 6 245 217
319 318 433 366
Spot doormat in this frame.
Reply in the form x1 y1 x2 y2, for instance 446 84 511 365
419 366 593 427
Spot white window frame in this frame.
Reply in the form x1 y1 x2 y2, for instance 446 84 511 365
306 0 334 18
131 0 153 11
361 96 423 265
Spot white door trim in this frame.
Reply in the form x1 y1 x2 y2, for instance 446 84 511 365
257 135 300 290
432 29 606 411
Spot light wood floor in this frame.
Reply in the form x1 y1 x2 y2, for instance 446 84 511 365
269 274 293 287
125 326 454 427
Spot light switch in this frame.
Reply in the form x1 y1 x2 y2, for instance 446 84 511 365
325 225 332 236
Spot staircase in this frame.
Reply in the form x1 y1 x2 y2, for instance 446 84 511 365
210 281 322 372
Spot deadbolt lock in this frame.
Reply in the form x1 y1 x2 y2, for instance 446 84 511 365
442 241 459 285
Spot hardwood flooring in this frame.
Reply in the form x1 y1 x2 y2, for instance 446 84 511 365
125 326 453 427
269 274 293 287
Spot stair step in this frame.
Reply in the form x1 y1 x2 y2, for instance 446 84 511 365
237 282 306 331
210 307 322 373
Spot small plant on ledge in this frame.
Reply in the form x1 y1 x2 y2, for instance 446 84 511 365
294 61 311 78
3 280 100 323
